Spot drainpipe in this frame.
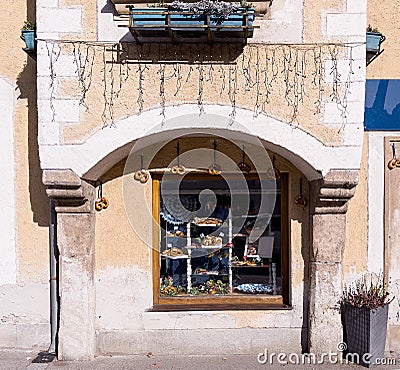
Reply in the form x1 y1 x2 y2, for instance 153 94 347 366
48 201 58 354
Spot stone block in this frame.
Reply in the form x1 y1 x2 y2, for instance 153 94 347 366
347 0 367 14
343 123 364 146
308 262 343 354
323 101 365 125
350 43 367 61
37 7 83 34
37 77 57 100
0 324 17 348
54 55 79 77
324 58 365 84
53 100 81 123
57 214 95 257
56 210 96 360
311 213 346 263
43 169 81 188
38 122 60 146
37 99 55 124
38 99 80 124
326 13 366 37
346 81 366 102
36 0 59 8
58 256 95 360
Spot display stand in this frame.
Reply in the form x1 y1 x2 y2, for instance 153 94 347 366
186 211 233 293
162 210 277 295
228 210 233 293
186 222 192 292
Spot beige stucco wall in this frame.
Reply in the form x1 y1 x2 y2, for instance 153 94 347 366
46 43 354 147
366 0 400 352
0 0 50 350
367 0 400 78
0 0 369 355
94 144 310 353
342 132 368 279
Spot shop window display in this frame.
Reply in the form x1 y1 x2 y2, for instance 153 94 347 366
157 176 283 300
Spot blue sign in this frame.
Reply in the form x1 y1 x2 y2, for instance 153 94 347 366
365 79 400 130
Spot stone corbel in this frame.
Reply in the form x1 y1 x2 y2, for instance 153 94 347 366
43 169 95 213
310 170 359 215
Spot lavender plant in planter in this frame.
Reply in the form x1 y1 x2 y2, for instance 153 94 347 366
340 273 393 368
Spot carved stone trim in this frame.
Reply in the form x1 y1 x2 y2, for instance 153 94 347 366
310 170 359 214
43 169 95 213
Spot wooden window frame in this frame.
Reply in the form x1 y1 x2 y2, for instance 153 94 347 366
151 173 290 310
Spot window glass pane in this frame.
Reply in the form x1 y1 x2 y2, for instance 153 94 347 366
159 176 282 297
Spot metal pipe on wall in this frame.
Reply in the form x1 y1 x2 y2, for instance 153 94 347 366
48 201 58 354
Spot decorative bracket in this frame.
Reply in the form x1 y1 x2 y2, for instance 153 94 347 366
43 169 95 213
310 170 359 214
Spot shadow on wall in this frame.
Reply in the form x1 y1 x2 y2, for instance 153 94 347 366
365 79 400 131
16 0 50 227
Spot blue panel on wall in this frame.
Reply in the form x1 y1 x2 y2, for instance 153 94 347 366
365 79 400 131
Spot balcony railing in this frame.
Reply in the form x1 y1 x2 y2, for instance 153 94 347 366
128 7 256 43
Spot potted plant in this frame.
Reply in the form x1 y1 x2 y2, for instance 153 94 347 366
366 25 385 54
340 273 393 368
21 21 36 51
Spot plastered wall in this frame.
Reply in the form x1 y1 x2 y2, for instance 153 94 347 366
94 144 310 354
364 0 400 352
37 0 365 162
0 0 50 350
367 0 400 78
0 0 369 353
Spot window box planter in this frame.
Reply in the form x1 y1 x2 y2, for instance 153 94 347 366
366 31 385 53
129 7 255 42
366 31 385 66
21 29 35 50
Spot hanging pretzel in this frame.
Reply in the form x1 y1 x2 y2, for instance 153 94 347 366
294 177 308 208
133 154 150 183
388 143 400 170
133 169 150 183
208 163 222 175
171 165 186 175
95 181 109 212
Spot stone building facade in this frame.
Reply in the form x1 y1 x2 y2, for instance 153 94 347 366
4 0 400 362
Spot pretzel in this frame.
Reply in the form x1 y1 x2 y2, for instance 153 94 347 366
171 165 186 175
208 163 222 176
95 199 104 212
101 197 109 209
295 195 308 208
133 169 150 184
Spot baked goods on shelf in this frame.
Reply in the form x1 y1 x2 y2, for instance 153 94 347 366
162 247 186 257
193 217 222 226
201 235 222 247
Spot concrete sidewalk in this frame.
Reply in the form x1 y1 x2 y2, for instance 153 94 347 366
1 350 399 370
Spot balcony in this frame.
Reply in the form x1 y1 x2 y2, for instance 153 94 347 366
128 7 255 43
